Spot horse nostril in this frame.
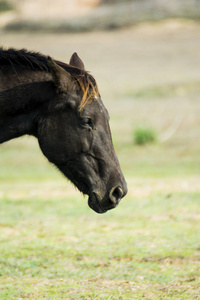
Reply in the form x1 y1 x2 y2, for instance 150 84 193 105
109 186 123 205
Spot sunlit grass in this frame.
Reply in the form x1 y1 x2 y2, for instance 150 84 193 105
0 182 199 298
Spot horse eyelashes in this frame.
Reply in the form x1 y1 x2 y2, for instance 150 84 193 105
80 117 93 129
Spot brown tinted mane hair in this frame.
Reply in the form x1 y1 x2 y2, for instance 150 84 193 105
0 47 99 110
58 61 99 112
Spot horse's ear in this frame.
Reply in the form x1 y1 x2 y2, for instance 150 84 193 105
48 56 71 94
69 52 85 70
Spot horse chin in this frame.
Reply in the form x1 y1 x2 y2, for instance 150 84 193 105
88 192 107 214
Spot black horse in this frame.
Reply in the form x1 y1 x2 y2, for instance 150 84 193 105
0 48 127 213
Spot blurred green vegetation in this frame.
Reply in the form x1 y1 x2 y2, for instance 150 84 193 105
134 127 157 145
0 0 13 12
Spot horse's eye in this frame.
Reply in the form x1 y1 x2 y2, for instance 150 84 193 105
80 117 93 129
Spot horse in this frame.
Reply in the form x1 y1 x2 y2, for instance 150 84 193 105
0 48 127 213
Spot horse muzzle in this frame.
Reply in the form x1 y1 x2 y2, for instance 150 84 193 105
88 183 127 214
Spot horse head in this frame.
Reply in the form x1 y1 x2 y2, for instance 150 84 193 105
37 53 127 213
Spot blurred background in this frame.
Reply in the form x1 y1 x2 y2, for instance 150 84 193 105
1 1 200 297
0 0 200 193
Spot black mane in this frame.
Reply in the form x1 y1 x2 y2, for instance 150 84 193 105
0 47 98 110
0 47 87 78
0 48 51 72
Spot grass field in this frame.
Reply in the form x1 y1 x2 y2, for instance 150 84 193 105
0 20 200 299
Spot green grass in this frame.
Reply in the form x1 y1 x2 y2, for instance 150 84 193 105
0 183 199 299
134 127 157 145
0 139 200 299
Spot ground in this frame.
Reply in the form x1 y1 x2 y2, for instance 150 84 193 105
0 20 200 299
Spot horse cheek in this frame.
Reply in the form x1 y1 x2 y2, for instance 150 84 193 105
79 131 92 153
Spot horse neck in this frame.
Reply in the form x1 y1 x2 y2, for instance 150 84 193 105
0 68 54 143
0 67 53 115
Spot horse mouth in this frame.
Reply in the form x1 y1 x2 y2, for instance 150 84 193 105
88 192 107 214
